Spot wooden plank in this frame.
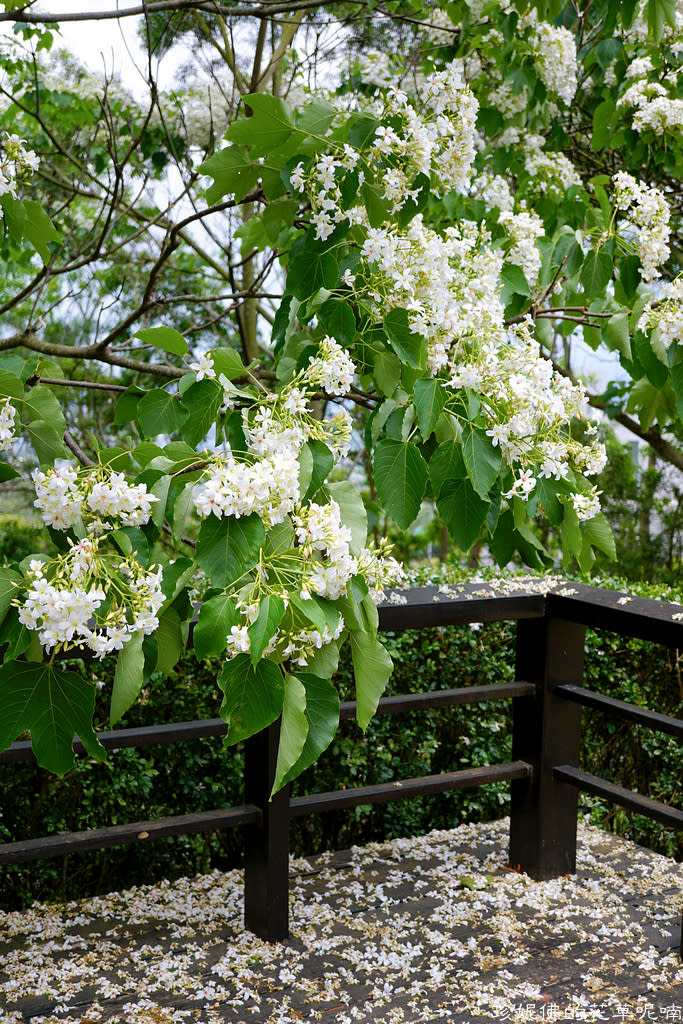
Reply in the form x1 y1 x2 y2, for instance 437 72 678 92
0 718 229 764
553 765 683 830
338 681 537 720
378 585 546 630
555 684 683 739
549 584 683 647
509 617 584 879
289 761 530 817
0 805 261 865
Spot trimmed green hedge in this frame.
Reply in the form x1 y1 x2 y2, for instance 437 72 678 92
1 590 681 908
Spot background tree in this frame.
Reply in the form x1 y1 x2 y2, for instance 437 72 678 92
0 0 680 779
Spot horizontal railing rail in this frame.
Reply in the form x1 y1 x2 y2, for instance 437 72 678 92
0 581 681 955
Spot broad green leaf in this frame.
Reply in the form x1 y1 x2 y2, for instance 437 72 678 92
582 512 616 559
110 631 145 725
21 386 66 436
227 94 297 155
580 250 612 298
0 461 19 482
155 608 184 675
361 182 392 228
373 350 401 397
647 0 676 40
305 638 341 678
160 557 195 609
286 235 339 300
413 378 446 439
462 428 501 498
0 661 105 775
272 674 308 794
136 389 190 438
134 326 187 356
149 474 171 529
199 144 260 204
193 593 240 659
0 196 61 262
561 502 583 561
111 526 148 564
372 439 428 529
210 347 247 380
181 378 223 446
384 308 426 369
428 440 467 499
626 378 674 431
605 312 631 361
195 513 265 588
325 481 367 553
489 507 515 567
297 97 336 136
671 363 683 421
248 594 286 666
351 630 393 731
264 518 295 558
171 481 196 542
25 419 67 463
500 264 530 300
592 99 617 152
262 198 299 244
305 439 334 498
318 297 356 344
218 654 284 745
0 369 24 400
278 673 340 788
0 568 21 628
436 477 488 551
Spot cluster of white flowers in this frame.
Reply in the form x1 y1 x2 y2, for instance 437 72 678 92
192 447 300 527
0 397 16 451
357 542 407 602
356 215 505 375
498 210 545 288
354 50 396 88
17 554 164 658
32 462 158 532
471 171 514 213
623 0 683 55
280 618 345 668
489 79 529 117
612 172 671 282
618 66 683 135
291 58 478 241
307 336 355 397
0 132 39 199
520 12 578 104
637 279 683 351
523 135 582 196
294 500 357 601
191 335 359 526
450 324 605 514
571 489 603 522
161 81 231 150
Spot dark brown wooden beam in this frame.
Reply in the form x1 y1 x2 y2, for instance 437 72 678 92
0 805 261 865
289 761 530 817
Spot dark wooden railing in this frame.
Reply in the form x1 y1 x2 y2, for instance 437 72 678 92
1 581 682 954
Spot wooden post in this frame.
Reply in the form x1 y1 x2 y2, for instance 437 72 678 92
243 721 290 940
509 615 585 878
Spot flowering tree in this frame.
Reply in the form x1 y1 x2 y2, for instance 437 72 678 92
0 0 680 783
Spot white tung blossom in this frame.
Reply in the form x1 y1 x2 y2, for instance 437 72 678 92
612 172 671 282
0 397 16 451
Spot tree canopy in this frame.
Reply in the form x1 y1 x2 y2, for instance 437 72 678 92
0 0 681 781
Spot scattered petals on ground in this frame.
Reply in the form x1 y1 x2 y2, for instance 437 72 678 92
1 819 681 1023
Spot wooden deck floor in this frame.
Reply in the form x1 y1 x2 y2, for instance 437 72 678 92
0 818 681 1024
